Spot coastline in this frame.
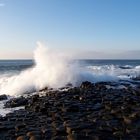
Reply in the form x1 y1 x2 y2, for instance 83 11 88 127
0 81 140 140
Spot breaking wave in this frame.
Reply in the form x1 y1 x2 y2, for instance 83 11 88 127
0 42 140 96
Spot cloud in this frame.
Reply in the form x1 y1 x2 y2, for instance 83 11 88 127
0 3 5 7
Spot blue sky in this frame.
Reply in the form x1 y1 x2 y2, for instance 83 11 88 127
0 0 140 59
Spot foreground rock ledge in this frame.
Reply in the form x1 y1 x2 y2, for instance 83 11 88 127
1 81 140 140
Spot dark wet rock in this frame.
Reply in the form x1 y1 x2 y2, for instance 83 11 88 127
123 116 132 124
52 125 67 137
66 105 80 112
39 87 48 92
0 94 7 101
5 97 28 108
80 81 94 89
16 136 25 140
52 136 67 140
1 81 140 139
33 105 40 112
93 103 102 110
31 95 39 103
67 134 76 140
132 76 140 81
95 82 108 90
15 123 26 131
113 131 124 137
29 135 40 140
0 123 15 131
119 66 133 69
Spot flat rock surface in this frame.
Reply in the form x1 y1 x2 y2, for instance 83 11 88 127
0 81 140 140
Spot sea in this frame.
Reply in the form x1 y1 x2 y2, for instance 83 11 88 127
0 59 140 84
0 59 140 116
1 59 140 74
0 59 140 91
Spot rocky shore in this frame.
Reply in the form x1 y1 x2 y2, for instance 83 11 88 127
0 81 140 140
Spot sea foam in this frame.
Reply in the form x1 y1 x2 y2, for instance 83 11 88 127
0 42 81 96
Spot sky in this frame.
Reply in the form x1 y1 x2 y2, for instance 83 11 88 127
0 0 140 59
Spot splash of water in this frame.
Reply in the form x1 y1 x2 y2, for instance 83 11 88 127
0 42 80 96
0 42 119 96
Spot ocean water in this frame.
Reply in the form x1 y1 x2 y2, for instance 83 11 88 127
0 59 140 80
0 59 140 83
0 59 140 90
1 59 140 73
80 59 140 79
0 60 33 74
0 59 140 116
79 59 140 67
0 43 140 97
